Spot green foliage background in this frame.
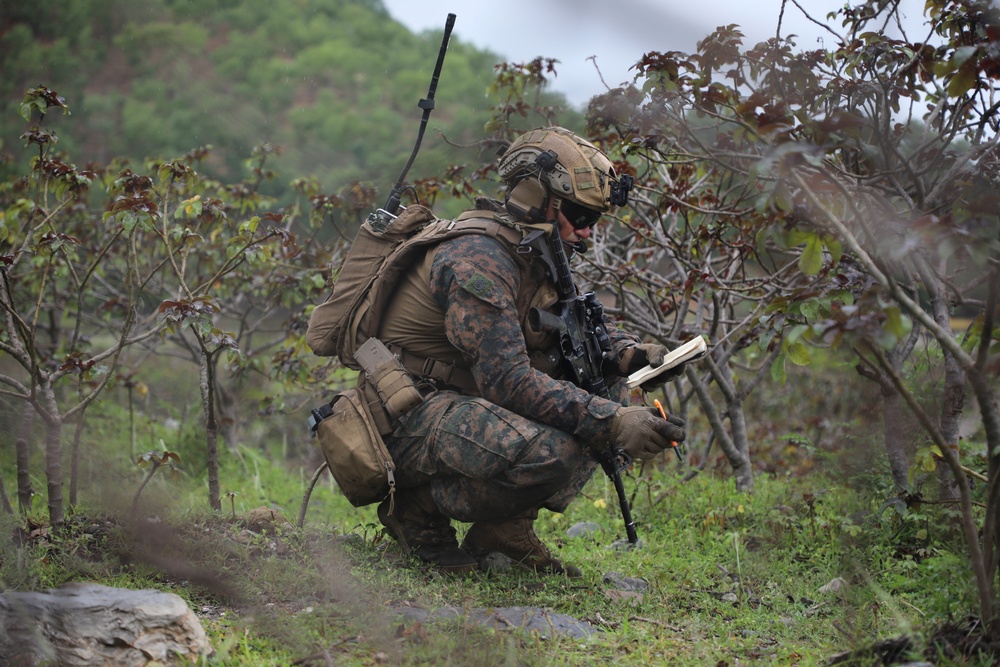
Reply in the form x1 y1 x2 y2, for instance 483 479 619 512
0 0 578 209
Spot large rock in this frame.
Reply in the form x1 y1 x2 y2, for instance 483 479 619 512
0 582 213 666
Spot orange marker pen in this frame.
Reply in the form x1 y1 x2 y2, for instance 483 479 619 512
654 399 682 461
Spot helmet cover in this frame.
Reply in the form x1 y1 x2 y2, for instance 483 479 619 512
497 127 618 213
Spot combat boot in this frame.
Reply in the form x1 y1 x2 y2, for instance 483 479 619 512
377 486 478 573
462 509 582 578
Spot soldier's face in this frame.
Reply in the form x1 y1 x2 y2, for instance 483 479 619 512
548 201 592 243
558 212 591 242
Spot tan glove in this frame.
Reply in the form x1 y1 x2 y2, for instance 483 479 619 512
609 406 686 460
616 343 667 375
615 343 683 390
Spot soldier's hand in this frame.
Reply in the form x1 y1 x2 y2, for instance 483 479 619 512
640 365 685 392
616 343 668 375
610 406 686 460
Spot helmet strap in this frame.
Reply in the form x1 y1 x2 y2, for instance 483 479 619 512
549 196 562 224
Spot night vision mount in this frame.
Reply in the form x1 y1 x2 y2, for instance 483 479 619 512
610 173 634 207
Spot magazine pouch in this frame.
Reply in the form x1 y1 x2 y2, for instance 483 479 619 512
353 337 425 425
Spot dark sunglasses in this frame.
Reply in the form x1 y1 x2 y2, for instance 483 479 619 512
560 199 602 229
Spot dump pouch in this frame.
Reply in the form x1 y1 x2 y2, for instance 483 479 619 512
309 388 396 508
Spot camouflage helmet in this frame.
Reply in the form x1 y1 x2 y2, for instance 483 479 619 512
497 127 621 214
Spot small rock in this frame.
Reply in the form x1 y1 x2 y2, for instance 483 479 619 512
818 577 848 594
244 506 291 532
604 589 643 605
477 551 514 572
566 522 603 538
602 571 649 592
392 605 602 640
607 538 646 552
233 529 254 544
722 592 739 603
335 533 365 548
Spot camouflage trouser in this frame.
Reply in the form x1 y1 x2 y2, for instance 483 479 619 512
385 390 601 523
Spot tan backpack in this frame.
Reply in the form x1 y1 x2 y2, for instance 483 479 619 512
306 204 524 369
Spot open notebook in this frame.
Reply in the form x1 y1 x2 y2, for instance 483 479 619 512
626 337 708 389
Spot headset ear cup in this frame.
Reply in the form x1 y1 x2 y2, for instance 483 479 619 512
504 180 548 224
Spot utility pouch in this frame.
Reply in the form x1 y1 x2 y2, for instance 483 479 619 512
308 389 395 508
353 337 425 425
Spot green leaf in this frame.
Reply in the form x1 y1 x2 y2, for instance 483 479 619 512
771 353 787 384
831 289 854 306
122 212 139 234
757 330 775 353
781 229 812 249
885 307 913 341
178 196 203 218
950 46 979 69
799 234 824 275
773 184 793 212
241 216 261 234
19 99 45 122
787 341 811 366
825 237 843 265
786 324 809 344
799 301 819 321
947 61 978 97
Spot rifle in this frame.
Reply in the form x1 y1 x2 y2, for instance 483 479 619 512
368 13 456 232
522 228 640 544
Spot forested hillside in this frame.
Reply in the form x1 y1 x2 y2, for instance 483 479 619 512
0 0 578 207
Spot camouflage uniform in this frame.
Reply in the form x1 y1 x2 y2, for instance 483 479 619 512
377 206 636 523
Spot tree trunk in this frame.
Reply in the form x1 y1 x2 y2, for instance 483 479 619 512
720 361 754 492
687 362 754 492
970 371 1000 638
15 402 35 514
216 379 240 452
42 388 65 526
200 350 222 512
69 412 86 508
854 333 919 490
882 391 911 489
128 385 136 462
0 475 12 515
967 272 1000 638
938 364 965 501
916 256 965 502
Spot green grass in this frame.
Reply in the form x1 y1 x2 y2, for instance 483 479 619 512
0 379 993 666
1 444 990 666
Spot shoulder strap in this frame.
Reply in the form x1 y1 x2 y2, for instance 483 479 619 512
340 213 525 369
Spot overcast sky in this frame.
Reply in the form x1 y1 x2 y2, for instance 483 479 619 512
381 0 931 108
